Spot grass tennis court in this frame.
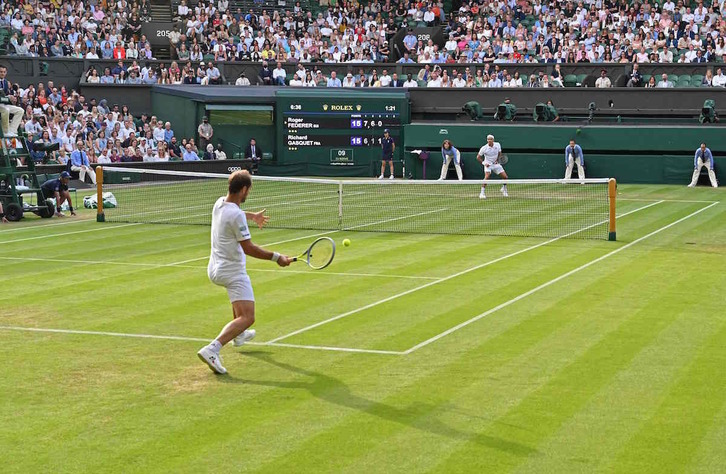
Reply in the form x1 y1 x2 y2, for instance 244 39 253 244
1 184 724 473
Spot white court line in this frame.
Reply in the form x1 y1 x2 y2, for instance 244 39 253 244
0 326 403 356
0 218 93 234
0 223 141 245
619 198 719 204
403 201 720 354
0 255 440 280
266 201 664 344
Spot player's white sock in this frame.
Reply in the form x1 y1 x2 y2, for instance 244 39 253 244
207 340 223 353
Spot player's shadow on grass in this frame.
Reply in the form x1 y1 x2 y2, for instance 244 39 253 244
221 351 537 457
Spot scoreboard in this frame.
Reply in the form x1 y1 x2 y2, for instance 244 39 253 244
276 91 409 174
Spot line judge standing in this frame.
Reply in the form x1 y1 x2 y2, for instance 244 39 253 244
564 139 585 180
439 139 463 180
689 142 718 187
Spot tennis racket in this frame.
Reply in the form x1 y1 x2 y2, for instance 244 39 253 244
292 237 336 270
498 154 509 165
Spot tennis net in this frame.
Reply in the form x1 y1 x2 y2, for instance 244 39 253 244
98 167 617 240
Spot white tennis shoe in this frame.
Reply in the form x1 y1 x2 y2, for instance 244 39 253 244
233 329 256 347
479 191 486 199
501 186 508 197
389 175 394 180
197 347 227 374
378 175 384 179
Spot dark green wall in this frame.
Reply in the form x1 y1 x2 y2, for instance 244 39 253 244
404 124 726 184
151 92 198 143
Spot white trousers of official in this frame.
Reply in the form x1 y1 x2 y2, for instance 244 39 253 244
72 165 97 184
689 157 718 187
0 103 24 136
440 155 463 180
565 155 585 180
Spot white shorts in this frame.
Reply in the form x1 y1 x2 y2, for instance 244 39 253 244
484 163 505 175
210 272 255 303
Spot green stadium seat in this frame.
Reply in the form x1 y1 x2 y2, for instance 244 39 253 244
692 74 704 87
564 74 577 87
677 75 691 87
576 74 588 86
668 74 679 82
417 80 427 87
641 74 652 85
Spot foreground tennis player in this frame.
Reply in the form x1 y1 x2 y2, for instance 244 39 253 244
198 170 291 374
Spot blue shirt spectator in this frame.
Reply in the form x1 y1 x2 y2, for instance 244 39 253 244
70 148 90 167
182 146 200 161
327 73 342 87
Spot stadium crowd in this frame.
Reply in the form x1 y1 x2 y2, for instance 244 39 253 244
4 0 726 67
3 0 726 88
1 70 223 167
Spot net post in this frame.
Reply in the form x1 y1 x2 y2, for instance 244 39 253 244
608 178 616 241
96 166 105 222
338 181 343 229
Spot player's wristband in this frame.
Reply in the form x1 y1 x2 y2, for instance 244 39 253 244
69 206 74 212
271 252 280 262
57 206 62 213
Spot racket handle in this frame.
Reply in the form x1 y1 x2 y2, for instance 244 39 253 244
292 257 298 262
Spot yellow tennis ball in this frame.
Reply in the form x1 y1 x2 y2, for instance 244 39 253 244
343 238 351 247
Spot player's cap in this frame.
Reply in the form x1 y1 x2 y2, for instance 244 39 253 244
384 128 390 133
203 116 209 121
60 171 71 178
487 134 494 140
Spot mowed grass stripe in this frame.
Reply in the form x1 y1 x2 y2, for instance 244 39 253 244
512 276 725 472
256 228 687 473
607 318 726 473
686 397 726 473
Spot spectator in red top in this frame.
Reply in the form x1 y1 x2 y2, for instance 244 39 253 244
113 44 126 59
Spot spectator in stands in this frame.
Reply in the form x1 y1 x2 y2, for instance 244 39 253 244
100 68 115 84
245 138 263 163
182 143 200 161
206 63 222 85
259 61 273 85
713 69 726 87
327 71 342 88
702 70 714 87
595 70 612 88
235 72 251 86
658 74 675 88
168 137 182 159
70 140 96 185
403 74 418 88
215 143 227 160
645 76 657 88
203 144 215 160
0 67 22 137
272 62 287 86
626 64 643 88
197 116 213 151
342 73 356 88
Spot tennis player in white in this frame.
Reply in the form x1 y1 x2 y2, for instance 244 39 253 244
198 170 291 374
477 134 509 199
